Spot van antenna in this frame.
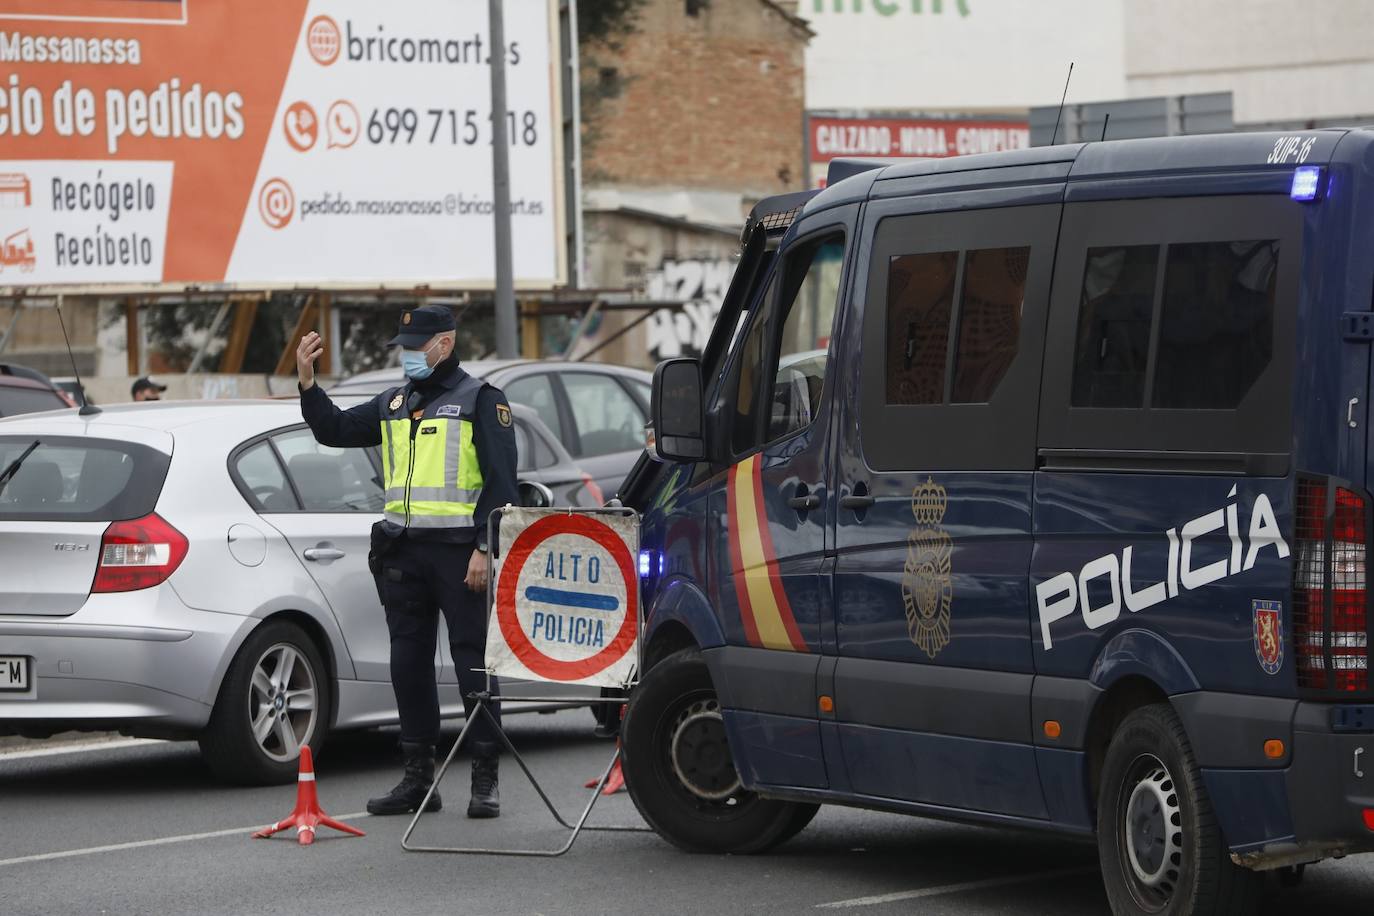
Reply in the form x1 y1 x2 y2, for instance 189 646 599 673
1101 112 1111 142
54 294 100 416
1049 62 1074 146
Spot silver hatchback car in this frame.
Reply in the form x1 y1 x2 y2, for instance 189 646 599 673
0 400 598 784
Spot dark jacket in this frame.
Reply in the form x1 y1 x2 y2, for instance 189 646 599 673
299 358 518 546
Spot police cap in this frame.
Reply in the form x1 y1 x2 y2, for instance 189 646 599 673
388 305 456 348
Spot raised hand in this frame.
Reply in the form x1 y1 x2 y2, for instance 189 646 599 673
296 331 325 389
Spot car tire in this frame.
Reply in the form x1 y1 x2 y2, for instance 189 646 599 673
621 646 819 854
199 620 330 786
1097 703 1262 916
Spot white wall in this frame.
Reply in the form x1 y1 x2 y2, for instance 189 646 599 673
1124 0 1374 124
802 0 1126 112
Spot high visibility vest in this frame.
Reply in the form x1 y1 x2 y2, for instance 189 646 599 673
378 374 486 529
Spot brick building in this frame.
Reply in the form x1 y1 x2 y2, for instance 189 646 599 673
574 0 811 365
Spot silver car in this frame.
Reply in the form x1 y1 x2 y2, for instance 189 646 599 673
0 400 595 784
332 360 652 499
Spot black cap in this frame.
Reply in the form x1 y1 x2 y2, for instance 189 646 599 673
388 305 455 348
131 376 167 398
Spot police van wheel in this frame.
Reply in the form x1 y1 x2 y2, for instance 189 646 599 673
621 647 819 854
199 620 330 786
1097 704 1261 916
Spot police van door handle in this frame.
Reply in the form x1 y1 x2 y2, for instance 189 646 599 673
788 490 820 512
840 483 874 512
1356 747 1365 779
304 545 346 562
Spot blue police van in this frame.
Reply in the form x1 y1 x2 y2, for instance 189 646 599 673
616 130 1374 915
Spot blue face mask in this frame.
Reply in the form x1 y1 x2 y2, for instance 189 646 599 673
401 343 437 380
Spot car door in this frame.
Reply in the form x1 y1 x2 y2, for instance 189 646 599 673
703 209 855 790
234 427 396 683
552 370 649 498
829 201 1061 817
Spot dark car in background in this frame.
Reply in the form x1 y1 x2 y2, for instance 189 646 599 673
0 364 71 417
331 360 652 499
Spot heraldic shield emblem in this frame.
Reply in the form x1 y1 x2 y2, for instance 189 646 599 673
902 477 952 659
1253 599 1284 675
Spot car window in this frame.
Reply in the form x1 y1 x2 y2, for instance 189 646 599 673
504 373 564 442
0 436 168 521
0 386 67 417
513 418 538 473
272 428 384 513
561 372 647 458
234 441 299 512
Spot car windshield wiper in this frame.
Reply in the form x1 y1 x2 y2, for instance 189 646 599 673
0 440 40 499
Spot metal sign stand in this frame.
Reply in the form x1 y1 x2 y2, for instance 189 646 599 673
400 506 652 857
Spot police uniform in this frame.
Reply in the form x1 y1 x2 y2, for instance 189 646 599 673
299 305 517 818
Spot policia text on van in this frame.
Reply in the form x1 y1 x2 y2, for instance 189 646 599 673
616 131 1374 916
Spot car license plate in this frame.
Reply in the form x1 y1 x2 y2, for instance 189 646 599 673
0 656 30 691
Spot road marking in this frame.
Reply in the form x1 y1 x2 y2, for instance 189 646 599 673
0 738 163 761
0 812 372 868
815 866 1098 909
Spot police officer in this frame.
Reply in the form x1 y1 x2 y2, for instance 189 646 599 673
295 305 517 818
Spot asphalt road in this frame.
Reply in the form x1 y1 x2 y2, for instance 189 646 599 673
1 710 1371 915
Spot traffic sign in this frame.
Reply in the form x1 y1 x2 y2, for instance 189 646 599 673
486 508 639 688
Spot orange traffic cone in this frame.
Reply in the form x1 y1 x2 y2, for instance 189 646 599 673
252 746 365 846
584 703 628 795
583 748 627 795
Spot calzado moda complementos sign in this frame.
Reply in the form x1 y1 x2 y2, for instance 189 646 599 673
0 0 565 290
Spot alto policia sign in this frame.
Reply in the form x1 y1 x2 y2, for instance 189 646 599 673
486 508 640 689
0 0 566 291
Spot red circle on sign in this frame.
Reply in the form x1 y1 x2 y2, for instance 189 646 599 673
496 514 638 682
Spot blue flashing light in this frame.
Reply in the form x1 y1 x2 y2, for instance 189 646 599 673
1291 166 1322 201
638 550 652 578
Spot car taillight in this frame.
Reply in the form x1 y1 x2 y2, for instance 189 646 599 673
1293 478 1370 693
91 513 188 593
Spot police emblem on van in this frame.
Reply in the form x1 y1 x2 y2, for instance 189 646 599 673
1253 600 1284 675
902 477 952 659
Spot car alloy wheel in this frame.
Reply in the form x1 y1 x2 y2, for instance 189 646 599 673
249 642 318 763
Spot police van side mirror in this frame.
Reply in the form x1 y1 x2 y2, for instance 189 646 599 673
651 358 706 462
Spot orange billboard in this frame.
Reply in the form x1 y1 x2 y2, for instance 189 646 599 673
0 0 566 290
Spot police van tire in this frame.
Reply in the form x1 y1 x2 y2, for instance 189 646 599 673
621 647 818 854
1096 704 1261 916
199 621 330 786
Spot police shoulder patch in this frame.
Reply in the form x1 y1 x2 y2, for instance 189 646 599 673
388 393 404 411
496 404 512 428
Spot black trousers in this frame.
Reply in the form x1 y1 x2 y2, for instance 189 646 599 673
380 537 501 749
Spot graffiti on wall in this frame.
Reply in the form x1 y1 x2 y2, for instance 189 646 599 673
644 258 735 360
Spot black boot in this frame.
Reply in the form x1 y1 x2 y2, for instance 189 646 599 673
367 741 442 816
467 742 500 819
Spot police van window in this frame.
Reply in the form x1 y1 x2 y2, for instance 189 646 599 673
770 237 845 440
885 250 957 404
1151 240 1278 409
951 247 1030 403
732 233 844 452
731 274 775 453
1070 245 1160 408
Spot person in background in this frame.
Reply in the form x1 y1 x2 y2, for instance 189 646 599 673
294 305 518 819
131 377 166 401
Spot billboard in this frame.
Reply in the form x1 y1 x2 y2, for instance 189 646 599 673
802 0 1127 113
0 0 565 291
808 113 1030 185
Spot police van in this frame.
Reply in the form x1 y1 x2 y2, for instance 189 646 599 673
617 130 1374 915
